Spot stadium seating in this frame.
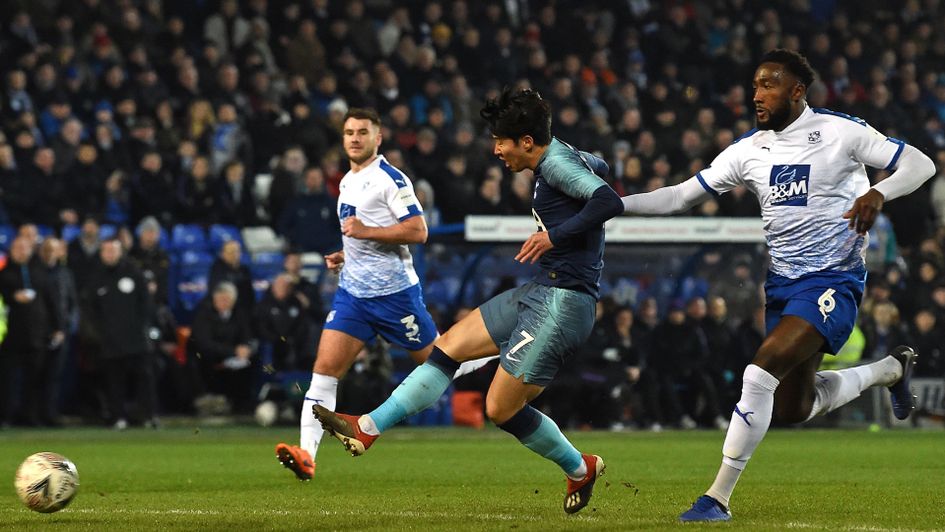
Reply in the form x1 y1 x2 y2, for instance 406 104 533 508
98 224 118 240
0 225 15 251
209 224 243 253
241 226 284 254
172 224 208 253
60 224 80 243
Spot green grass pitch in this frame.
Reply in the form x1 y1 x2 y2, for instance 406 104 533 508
1 426 943 531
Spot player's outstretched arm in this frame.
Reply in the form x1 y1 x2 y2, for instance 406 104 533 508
341 214 428 244
843 144 935 235
621 176 711 215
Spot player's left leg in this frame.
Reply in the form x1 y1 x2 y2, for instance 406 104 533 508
487 368 604 514
803 345 915 422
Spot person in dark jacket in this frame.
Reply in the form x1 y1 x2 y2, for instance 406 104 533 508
208 240 256 320
38 237 78 426
216 160 259 227
0 236 60 427
85 238 157 429
127 216 171 304
188 281 255 413
255 273 311 371
277 166 341 254
650 301 727 429
67 216 102 292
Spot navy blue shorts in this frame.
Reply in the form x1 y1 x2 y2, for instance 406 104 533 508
324 284 438 350
764 269 866 355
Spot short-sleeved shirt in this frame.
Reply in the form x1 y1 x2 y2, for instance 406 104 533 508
531 138 612 299
696 106 904 279
336 155 423 298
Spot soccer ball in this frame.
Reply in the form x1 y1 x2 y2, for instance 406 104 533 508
14 452 80 513
254 400 278 427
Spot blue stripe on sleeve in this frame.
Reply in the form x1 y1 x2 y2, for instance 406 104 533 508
695 172 720 196
379 159 409 188
884 138 905 171
398 206 422 221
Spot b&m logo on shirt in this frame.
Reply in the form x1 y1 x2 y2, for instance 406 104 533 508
768 164 810 206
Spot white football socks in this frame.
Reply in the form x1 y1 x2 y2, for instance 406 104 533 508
300 373 338 457
805 355 902 421
706 364 780 507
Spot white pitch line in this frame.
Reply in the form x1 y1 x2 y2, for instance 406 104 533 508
778 521 930 532
5 507 554 522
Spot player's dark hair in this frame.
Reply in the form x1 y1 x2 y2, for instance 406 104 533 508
480 87 552 145
760 49 816 88
343 107 381 126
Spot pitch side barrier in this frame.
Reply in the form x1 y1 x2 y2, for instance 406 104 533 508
417 216 765 314
462 216 765 243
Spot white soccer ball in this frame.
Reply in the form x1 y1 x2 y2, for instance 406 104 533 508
14 452 80 513
254 400 278 427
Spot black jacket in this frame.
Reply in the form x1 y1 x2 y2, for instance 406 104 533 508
0 260 58 354
85 259 152 358
189 299 252 365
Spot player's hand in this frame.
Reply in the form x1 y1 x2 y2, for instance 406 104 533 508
341 216 370 239
325 251 345 272
843 188 884 235
515 231 553 264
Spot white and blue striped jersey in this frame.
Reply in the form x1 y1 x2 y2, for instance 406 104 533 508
336 154 423 298
696 106 905 279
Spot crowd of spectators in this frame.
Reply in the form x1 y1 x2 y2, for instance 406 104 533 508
0 0 943 428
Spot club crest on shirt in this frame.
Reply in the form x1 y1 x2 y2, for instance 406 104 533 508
808 131 821 144
768 164 810 206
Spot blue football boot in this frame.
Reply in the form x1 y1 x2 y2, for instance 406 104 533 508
679 495 732 522
888 345 917 420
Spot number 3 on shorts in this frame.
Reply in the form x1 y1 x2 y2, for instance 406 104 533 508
401 314 421 343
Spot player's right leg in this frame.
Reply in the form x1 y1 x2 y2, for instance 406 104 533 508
315 307 500 454
682 316 824 522
277 288 370 481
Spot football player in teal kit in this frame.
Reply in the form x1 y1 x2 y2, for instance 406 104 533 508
315 88 624 514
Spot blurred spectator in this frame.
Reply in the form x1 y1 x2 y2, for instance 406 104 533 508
130 150 176 227
0 236 59 427
910 309 945 378
176 155 218 226
861 301 910 361
208 240 255 320
85 239 156 429
708 257 760 325
255 273 312 372
189 281 255 413
216 160 258 228
67 216 101 291
278 166 341 255
282 252 324 324
208 102 252 175
128 216 170 304
37 237 77 427
268 146 307 225
650 301 727 429
203 0 250 59
336 340 393 414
